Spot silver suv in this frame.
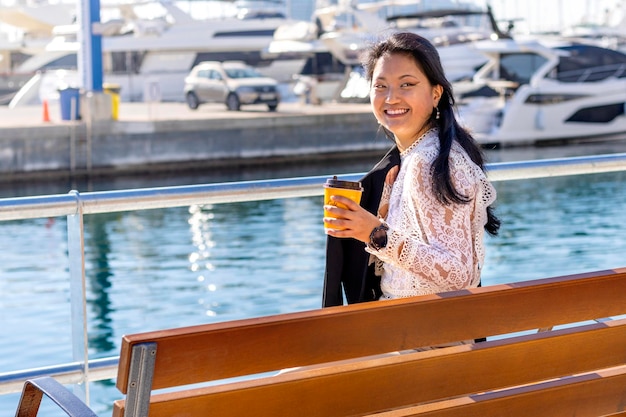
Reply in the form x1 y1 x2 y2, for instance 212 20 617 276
183 61 280 111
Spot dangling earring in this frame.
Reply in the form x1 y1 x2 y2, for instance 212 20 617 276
435 107 440 120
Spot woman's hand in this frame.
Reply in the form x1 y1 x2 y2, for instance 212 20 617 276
324 195 382 244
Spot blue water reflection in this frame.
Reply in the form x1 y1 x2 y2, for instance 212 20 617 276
483 172 626 282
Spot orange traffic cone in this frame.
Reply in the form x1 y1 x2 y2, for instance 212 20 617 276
42 99 51 122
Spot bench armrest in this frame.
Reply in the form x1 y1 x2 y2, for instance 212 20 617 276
15 377 98 417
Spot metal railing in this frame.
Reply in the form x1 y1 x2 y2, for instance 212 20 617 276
1 152 625 403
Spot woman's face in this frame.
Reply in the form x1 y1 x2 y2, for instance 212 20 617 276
370 52 442 149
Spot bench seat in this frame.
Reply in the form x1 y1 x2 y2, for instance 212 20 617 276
13 268 626 417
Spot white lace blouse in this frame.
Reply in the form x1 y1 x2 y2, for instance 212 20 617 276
366 129 497 299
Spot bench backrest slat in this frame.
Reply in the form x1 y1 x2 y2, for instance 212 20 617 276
116 268 626 393
113 318 626 417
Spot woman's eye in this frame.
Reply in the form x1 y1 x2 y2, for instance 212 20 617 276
401 82 415 88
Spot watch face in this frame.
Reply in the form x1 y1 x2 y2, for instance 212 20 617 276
370 224 388 250
372 233 387 250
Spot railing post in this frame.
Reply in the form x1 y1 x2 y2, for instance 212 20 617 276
67 190 90 405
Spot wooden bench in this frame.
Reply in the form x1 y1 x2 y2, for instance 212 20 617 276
15 268 626 417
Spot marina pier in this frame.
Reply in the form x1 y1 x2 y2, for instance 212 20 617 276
0 101 384 181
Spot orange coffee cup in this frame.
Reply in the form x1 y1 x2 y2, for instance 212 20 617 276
323 176 363 229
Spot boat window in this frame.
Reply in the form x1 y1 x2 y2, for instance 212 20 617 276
109 51 144 74
566 102 625 123
498 53 547 85
237 10 286 19
39 54 78 71
213 29 277 37
9 51 31 70
300 52 346 77
192 52 264 68
555 44 626 82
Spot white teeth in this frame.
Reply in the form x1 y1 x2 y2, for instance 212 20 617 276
386 109 408 115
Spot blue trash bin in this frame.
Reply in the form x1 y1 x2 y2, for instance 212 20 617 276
59 87 81 120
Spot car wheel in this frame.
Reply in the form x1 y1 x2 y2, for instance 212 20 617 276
267 102 278 112
186 92 200 110
226 93 241 111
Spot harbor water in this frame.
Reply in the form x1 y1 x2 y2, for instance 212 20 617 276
1 139 626 415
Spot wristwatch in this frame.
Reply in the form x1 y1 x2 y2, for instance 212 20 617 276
369 223 389 251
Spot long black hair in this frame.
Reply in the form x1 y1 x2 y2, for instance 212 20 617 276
362 31 500 236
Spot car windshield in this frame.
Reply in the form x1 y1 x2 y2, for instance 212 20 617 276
225 67 263 79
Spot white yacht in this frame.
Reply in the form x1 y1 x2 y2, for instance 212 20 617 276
455 38 626 146
0 0 75 103
265 0 512 103
314 1 510 79
7 0 304 105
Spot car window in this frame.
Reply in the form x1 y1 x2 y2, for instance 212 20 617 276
209 70 223 80
197 69 210 79
224 67 263 79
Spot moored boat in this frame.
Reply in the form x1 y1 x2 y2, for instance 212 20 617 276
455 38 626 147
267 0 512 103
5 0 306 105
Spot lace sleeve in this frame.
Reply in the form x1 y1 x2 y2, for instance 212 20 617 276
371 149 483 293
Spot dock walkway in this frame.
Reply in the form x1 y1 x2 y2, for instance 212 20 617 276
0 101 373 128
0 101 383 181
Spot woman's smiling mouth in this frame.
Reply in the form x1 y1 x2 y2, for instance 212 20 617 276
385 108 409 116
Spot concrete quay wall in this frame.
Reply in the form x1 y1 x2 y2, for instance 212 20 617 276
0 102 388 181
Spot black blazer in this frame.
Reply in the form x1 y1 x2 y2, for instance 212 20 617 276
322 146 400 307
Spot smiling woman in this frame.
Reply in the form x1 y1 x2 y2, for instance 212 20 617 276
323 32 500 306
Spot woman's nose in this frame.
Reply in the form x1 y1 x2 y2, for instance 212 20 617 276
385 87 399 103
